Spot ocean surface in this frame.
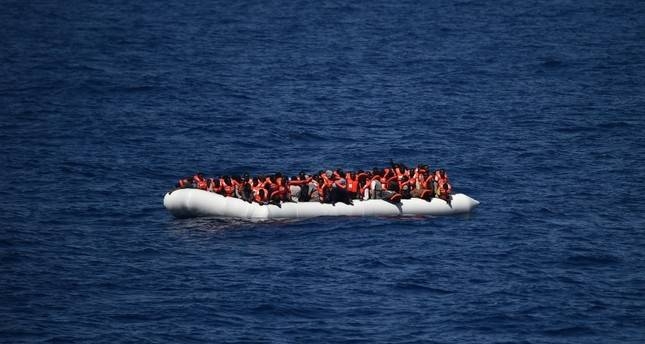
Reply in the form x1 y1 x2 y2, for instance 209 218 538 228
2 0 645 343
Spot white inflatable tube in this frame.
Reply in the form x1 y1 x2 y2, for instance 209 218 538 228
163 189 480 220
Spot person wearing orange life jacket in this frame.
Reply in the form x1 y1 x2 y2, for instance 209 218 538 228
389 159 410 178
345 172 360 200
409 168 429 200
193 173 207 190
219 176 236 197
269 173 290 207
320 169 351 205
250 177 268 204
418 173 436 201
393 164 407 178
434 169 449 185
193 172 208 190
209 178 222 194
435 179 452 206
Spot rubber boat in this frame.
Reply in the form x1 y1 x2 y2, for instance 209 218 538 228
164 189 480 220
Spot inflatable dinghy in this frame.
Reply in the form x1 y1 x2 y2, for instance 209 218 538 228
164 189 479 220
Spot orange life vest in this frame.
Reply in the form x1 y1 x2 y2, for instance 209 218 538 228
220 179 235 197
345 173 359 193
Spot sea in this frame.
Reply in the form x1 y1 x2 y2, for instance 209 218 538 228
1 0 645 343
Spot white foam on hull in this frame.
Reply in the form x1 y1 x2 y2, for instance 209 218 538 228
163 189 480 220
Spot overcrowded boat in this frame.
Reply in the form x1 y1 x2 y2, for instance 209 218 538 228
164 162 479 219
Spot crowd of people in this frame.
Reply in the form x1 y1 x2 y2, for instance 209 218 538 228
172 161 453 207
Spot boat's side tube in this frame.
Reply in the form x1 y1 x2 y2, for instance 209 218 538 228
163 189 479 219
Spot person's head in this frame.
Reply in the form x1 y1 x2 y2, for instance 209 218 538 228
299 170 305 179
325 170 333 178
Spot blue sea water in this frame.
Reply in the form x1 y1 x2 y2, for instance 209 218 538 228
2 0 645 342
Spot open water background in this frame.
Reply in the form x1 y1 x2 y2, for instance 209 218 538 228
2 0 645 343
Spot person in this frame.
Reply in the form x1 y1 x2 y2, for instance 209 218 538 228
289 171 312 202
219 176 236 197
420 173 435 201
435 178 452 206
193 173 207 190
269 173 290 206
308 176 322 202
368 172 384 200
239 175 253 203
345 171 359 200
319 170 335 203
254 188 268 204
400 176 412 199
328 178 352 205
